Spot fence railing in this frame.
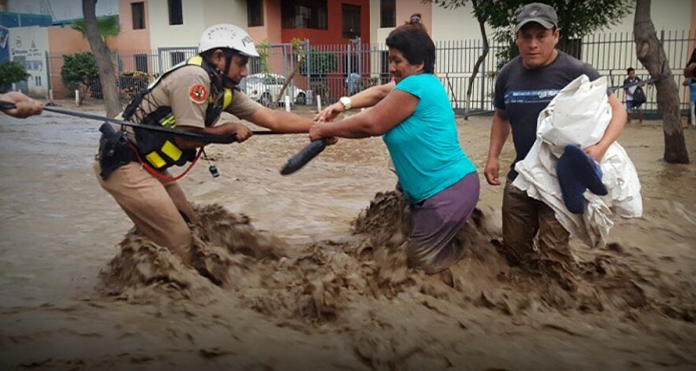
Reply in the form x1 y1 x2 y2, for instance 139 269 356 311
47 29 696 114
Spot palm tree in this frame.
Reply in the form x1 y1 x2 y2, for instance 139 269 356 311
70 14 121 41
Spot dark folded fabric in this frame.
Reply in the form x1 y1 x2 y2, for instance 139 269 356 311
557 145 607 215
564 145 607 196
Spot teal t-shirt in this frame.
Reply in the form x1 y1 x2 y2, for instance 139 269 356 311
383 73 477 204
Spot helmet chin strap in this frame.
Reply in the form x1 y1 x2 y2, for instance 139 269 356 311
206 50 236 89
219 50 237 88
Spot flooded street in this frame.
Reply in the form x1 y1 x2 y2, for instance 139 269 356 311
1 106 695 371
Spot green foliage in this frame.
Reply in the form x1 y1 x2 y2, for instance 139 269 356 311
256 39 271 74
61 52 99 93
70 15 121 41
426 0 635 69
0 60 30 91
291 37 306 59
300 48 339 76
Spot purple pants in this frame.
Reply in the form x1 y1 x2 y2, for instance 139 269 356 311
407 172 480 274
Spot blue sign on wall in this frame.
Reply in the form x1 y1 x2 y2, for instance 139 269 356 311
0 12 52 64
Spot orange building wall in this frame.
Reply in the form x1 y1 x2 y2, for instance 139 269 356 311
47 27 91 99
46 26 118 99
280 0 371 44
266 0 282 43
116 0 151 52
249 0 282 44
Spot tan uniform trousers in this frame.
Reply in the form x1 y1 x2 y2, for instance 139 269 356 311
94 160 199 260
502 179 572 267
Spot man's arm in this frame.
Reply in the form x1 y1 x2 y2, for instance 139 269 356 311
174 122 253 150
248 106 313 133
584 94 627 162
0 92 43 118
484 109 512 186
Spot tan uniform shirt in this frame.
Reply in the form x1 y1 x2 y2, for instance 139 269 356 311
127 64 262 130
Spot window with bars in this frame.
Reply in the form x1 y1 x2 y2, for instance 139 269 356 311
342 4 360 39
247 0 264 27
170 51 185 65
168 0 183 25
281 0 328 30
135 54 148 73
380 0 395 28
132 2 145 30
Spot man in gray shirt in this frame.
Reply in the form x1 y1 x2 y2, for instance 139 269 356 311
484 3 627 289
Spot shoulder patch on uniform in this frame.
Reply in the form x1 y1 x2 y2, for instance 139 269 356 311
189 84 208 104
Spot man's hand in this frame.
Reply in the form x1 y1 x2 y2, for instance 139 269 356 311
584 143 608 162
484 157 501 186
314 103 344 123
1 92 43 118
225 123 253 143
308 121 339 145
309 121 327 141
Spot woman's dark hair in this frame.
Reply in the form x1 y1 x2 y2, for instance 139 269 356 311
408 13 422 24
386 17 435 73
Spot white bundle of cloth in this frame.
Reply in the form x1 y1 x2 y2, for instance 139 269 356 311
512 75 642 248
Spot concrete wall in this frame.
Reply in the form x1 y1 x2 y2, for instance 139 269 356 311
369 0 379 47
8 26 49 97
602 0 692 33
431 2 493 43
202 0 247 31
147 0 205 49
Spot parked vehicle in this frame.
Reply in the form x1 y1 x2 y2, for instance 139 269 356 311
243 73 307 106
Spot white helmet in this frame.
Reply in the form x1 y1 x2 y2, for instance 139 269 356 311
199 24 259 57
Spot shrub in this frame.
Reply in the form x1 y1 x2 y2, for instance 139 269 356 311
61 52 99 103
0 60 30 93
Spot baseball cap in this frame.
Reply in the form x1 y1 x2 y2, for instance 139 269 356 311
515 3 558 32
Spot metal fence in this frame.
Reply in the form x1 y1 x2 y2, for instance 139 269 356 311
47 29 696 113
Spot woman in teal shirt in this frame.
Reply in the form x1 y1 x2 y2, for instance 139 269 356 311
309 19 479 275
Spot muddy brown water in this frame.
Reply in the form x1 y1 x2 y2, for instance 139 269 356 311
1 107 695 371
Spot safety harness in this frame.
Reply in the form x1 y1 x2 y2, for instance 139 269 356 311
117 56 234 174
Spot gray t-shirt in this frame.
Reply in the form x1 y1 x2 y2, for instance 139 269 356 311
494 51 603 180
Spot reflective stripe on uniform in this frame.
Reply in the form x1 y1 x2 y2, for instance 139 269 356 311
161 140 183 162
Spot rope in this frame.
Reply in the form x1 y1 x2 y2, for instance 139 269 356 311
128 143 203 183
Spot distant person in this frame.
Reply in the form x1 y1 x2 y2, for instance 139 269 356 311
624 67 643 124
684 47 696 78
0 91 43 118
345 72 360 95
683 75 696 126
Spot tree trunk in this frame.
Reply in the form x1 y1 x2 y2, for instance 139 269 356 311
276 55 305 105
634 0 689 163
82 0 121 118
465 0 489 119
